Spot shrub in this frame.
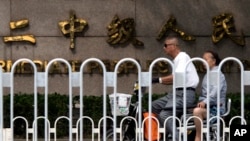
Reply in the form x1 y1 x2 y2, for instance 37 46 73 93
2 93 249 138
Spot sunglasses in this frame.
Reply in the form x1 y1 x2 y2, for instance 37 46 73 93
164 44 177 48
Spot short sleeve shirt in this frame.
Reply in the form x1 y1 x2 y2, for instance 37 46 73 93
173 52 199 88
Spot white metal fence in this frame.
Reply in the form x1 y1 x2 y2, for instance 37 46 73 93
0 57 247 141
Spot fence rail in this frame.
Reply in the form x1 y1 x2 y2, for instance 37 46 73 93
0 57 247 141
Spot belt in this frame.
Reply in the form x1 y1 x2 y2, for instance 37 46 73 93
176 87 195 91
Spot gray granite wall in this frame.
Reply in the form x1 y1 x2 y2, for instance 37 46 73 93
0 0 250 95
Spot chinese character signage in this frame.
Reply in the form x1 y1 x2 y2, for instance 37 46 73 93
212 13 245 46
3 19 36 44
157 15 195 41
58 10 88 50
106 15 144 47
1 12 246 48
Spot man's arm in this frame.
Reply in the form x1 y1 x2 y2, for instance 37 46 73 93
160 74 173 85
152 74 173 85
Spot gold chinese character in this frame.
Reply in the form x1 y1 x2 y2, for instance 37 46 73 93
212 13 245 46
58 10 88 50
157 15 195 41
3 19 36 44
107 15 144 47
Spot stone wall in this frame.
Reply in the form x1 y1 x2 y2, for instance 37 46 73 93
0 0 250 96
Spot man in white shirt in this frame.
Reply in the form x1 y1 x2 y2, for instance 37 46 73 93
152 36 199 140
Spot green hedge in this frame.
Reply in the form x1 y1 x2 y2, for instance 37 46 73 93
2 93 249 137
224 93 250 125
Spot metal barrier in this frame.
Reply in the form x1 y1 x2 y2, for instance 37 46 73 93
0 57 247 141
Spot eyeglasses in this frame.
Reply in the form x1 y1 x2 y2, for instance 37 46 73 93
164 44 177 48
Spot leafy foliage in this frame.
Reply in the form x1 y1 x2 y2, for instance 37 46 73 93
2 93 249 138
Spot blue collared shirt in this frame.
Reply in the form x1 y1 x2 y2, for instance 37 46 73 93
198 66 227 113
